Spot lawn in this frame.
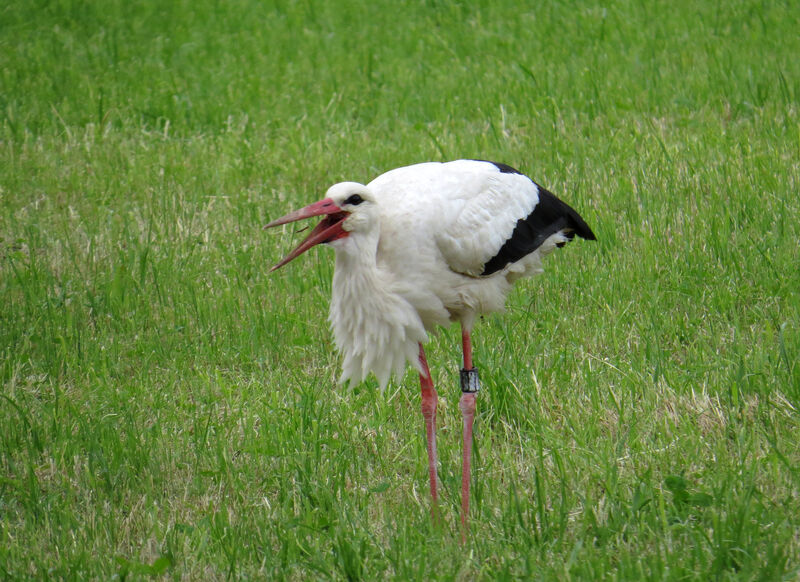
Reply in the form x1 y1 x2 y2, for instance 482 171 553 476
1 0 799 579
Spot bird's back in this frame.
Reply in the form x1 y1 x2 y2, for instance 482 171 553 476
368 160 594 279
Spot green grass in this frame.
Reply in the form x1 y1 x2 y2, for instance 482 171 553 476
2 0 799 578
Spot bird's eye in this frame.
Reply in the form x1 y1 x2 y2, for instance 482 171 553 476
344 194 364 206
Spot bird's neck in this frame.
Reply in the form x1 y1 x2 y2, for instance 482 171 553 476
328 236 426 389
329 227 380 268
330 240 386 312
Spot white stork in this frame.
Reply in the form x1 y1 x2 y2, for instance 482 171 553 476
265 159 595 535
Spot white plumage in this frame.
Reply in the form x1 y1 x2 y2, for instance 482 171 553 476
265 159 595 533
269 160 590 388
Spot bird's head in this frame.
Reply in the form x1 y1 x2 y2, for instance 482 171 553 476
264 182 377 271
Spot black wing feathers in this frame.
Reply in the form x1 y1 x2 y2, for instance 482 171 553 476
481 186 596 276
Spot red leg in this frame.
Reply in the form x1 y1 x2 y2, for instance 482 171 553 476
418 344 439 513
459 327 479 542
459 391 477 540
461 326 473 369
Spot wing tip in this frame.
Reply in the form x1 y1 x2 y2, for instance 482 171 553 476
571 216 597 241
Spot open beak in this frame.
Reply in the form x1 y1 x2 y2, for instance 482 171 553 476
264 198 349 271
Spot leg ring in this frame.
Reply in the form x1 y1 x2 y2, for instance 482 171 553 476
460 368 480 393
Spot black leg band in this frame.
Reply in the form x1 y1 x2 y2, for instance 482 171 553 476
460 368 480 393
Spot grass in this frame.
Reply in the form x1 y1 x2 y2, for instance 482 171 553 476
1 0 799 578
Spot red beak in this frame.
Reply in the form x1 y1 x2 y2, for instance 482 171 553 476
264 198 349 271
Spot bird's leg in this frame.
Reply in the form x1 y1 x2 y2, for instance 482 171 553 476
459 327 480 542
461 327 474 370
417 344 439 514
